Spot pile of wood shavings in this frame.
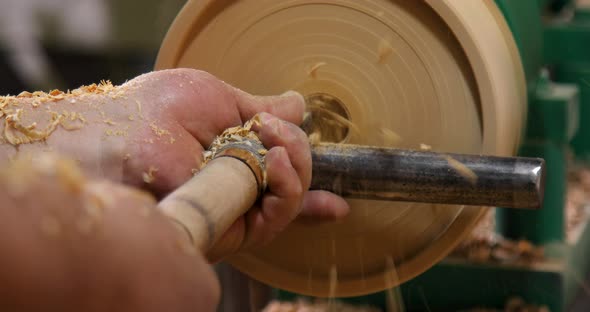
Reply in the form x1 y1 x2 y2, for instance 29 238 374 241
565 167 590 239
455 167 590 263
466 296 550 312
452 235 544 264
452 205 544 264
263 299 380 312
201 115 265 167
0 80 126 145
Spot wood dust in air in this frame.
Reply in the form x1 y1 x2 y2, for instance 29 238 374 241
444 155 477 185
304 95 435 151
384 256 405 312
378 39 394 64
304 95 357 145
262 258 405 312
263 299 380 312
308 62 327 79
380 128 402 146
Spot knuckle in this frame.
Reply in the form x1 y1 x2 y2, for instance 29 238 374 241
169 68 213 81
293 123 310 141
285 121 308 141
269 172 302 199
289 180 304 199
187 69 219 85
267 214 289 236
276 121 308 150
154 68 221 90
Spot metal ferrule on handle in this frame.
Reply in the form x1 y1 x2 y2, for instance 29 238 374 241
158 139 266 254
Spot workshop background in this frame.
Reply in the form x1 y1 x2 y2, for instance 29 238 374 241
2 0 590 311
0 0 184 93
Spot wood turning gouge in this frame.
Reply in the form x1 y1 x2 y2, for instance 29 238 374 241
158 136 545 253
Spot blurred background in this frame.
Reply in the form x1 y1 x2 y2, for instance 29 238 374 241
2 0 590 311
0 0 185 95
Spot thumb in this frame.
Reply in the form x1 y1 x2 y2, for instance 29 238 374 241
232 88 306 126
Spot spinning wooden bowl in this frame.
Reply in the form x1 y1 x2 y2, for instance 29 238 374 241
155 0 530 298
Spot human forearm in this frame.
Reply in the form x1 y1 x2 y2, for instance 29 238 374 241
0 75 204 197
0 155 219 311
0 68 350 267
0 81 143 181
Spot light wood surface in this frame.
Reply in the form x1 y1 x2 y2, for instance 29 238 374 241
156 0 526 297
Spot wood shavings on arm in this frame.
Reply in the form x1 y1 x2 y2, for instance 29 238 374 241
60 119 83 131
4 109 64 145
103 118 117 126
135 100 144 119
59 111 87 131
0 79 139 148
150 122 171 137
142 166 158 184
104 128 128 137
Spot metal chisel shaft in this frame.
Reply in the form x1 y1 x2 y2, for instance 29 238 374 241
310 143 545 209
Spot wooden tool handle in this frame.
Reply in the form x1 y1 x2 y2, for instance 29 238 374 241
158 148 265 253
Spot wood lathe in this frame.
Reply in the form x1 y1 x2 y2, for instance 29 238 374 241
151 0 570 308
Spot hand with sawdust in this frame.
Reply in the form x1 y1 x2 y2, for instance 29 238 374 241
0 69 350 310
0 68 350 258
120 68 351 260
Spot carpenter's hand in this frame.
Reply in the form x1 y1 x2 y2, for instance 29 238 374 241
0 68 349 260
0 156 219 312
118 69 350 260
